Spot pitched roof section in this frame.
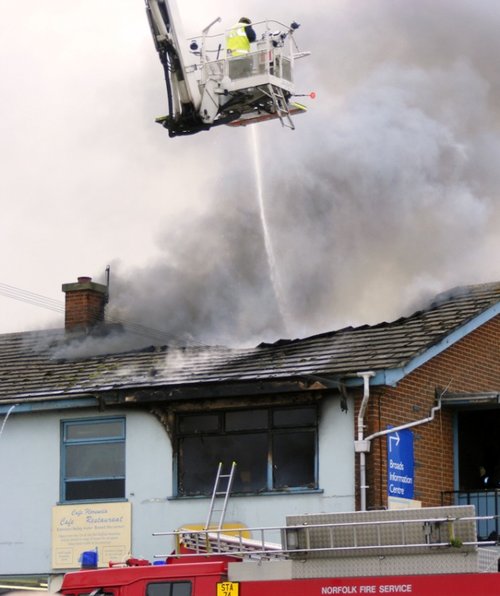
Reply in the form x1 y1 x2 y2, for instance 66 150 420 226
0 282 498 403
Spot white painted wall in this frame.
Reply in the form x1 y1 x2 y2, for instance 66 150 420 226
0 396 355 577
0 410 60 574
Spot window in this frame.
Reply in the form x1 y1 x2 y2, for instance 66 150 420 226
176 406 317 496
146 582 191 596
61 417 125 502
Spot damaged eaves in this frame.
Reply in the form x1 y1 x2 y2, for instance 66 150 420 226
103 377 334 406
0 281 498 410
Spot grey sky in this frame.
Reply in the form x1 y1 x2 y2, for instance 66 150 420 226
1 0 499 347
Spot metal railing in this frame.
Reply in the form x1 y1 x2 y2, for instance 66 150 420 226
154 512 494 560
442 490 500 541
197 19 296 87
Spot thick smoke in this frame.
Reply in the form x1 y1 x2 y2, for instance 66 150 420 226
104 0 500 348
107 196 286 348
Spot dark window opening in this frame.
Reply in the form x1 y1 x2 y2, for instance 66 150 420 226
177 406 318 496
179 414 219 434
273 430 316 488
62 417 126 502
226 409 268 431
458 409 500 490
65 479 125 501
273 407 317 427
146 581 192 596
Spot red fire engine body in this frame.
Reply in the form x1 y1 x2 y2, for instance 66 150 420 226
60 556 500 596
60 506 500 596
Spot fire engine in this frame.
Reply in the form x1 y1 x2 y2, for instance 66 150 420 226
144 0 310 136
60 504 500 596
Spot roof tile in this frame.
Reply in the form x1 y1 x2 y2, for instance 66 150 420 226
0 282 498 402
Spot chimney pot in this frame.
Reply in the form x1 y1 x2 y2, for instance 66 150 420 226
78 276 92 284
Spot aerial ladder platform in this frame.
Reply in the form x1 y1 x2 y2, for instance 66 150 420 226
145 0 310 136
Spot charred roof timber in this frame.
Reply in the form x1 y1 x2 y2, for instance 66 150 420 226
302 374 349 412
62 276 107 333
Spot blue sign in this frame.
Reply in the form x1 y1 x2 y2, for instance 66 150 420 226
387 427 414 499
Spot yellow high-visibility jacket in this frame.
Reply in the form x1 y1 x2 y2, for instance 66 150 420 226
226 22 251 56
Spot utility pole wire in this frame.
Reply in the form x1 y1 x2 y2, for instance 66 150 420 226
0 281 202 346
0 282 64 313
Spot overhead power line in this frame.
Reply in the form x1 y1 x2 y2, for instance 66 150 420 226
0 282 64 313
0 281 198 346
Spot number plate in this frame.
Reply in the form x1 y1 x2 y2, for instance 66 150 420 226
217 581 239 595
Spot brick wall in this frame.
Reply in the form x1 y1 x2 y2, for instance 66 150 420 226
355 314 500 509
62 277 107 332
64 291 105 330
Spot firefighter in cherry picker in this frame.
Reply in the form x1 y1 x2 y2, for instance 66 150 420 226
226 17 257 79
226 17 256 56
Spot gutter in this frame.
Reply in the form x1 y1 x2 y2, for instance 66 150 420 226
0 394 100 415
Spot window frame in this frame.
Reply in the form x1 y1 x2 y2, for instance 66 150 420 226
60 416 126 503
175 405 318 497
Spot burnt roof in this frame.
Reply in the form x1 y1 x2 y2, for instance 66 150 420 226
0 281 499 404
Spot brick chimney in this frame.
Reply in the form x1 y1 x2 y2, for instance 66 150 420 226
62 276 107 332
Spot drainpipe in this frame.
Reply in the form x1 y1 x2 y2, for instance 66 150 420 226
355 372 375 512
364 397 442 443
354 379 444 512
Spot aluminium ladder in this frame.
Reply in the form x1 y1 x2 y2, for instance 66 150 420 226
204 461 237 531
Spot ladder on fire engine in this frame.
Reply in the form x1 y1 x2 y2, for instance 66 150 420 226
156 510 495 562
204 461 237 531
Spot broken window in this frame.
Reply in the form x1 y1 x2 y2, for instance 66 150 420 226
176 406 317 496
61 417 125 502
